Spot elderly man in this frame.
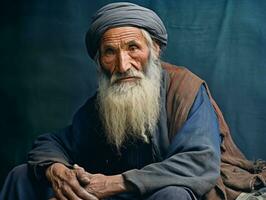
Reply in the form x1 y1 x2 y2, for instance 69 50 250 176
1 2 222 200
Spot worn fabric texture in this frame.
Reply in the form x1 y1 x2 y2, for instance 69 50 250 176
85 2 167 59
1 1 266 191
161 63 266 200
236 187 266 200
0 164 194 200
27 63 221 199
25 62 266 200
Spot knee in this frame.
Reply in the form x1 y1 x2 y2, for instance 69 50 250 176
1 164 32 199
1 164 53 199
148 186 193 200
8 164 29 183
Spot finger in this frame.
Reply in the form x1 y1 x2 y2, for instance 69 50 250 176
75 170 91 185
68 177 98 200
54 187 68 200
78 191 99 200
72 186 99 200
48 198 57 200
73 164 85 171
74 167 93 186
51 180 68 200
73 184 99 200
78 175 91 185
73 164 93 177
61 182 83 200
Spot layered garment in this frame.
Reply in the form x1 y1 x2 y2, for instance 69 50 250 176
161 63 266 200
27 63 220 199
27 62 266 199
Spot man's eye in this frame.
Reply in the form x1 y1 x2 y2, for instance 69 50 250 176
104 48 115 55
129 45 138 51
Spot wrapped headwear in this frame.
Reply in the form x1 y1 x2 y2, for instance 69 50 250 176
85 2 167 59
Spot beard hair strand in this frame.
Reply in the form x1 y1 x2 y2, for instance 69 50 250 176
97 50 161 150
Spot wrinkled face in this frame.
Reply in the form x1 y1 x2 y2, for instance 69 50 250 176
99 27 150 84
97 28 162 148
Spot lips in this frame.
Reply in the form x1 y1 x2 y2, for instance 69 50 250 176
113 76 141 84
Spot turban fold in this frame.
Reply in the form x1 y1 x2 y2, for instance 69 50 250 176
85 2 167 59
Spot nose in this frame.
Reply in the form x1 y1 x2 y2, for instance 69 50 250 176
116 50 131 73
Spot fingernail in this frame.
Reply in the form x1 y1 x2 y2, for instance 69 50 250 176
73 164 78 168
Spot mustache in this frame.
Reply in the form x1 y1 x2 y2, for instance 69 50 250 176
110 68 145 85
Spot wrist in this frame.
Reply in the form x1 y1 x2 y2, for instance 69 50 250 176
112 174 135 193
45 163 55 182
114 175 126 192
45 162 64 181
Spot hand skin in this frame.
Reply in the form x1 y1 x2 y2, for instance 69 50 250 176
74 164 133 199
45 163 99 200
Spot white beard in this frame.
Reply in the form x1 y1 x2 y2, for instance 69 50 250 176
97 50 162 149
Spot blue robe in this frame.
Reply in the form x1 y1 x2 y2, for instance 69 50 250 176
26 68 221 199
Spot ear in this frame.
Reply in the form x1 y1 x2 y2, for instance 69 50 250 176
152 41 161 57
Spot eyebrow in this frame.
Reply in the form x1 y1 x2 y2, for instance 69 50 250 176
101 39 141 50
126 40 140 46
101 44 117 54
102 44 115 49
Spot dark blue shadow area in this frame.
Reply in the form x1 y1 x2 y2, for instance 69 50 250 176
0 0 266 188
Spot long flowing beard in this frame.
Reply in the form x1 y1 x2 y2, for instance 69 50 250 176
97 51 162 149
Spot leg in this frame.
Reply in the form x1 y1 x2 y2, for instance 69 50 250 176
104 186 194 200
145 186 194 200
0 164 53 200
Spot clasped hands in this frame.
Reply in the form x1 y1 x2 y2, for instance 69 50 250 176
46 162 128 200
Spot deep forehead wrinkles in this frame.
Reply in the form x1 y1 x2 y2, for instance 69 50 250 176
101 27 145 46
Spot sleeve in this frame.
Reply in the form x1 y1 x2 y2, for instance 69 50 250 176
27 126 76 180
122 85 221 197
27 96 98 180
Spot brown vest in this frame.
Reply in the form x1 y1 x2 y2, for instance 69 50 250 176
162 62 266 200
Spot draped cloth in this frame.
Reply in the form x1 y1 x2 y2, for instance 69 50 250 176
85 2 168 59
161 62 266 200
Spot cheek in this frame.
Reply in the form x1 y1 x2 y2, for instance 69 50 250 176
100 57 115 74
135 50 150 70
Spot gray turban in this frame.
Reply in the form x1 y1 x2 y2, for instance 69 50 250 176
85 2 167 59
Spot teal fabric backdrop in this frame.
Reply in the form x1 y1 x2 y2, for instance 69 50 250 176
1 0 266 188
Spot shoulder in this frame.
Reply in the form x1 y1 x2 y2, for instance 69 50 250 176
161 61 203 100
161 62 202 85
161 62 205 139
